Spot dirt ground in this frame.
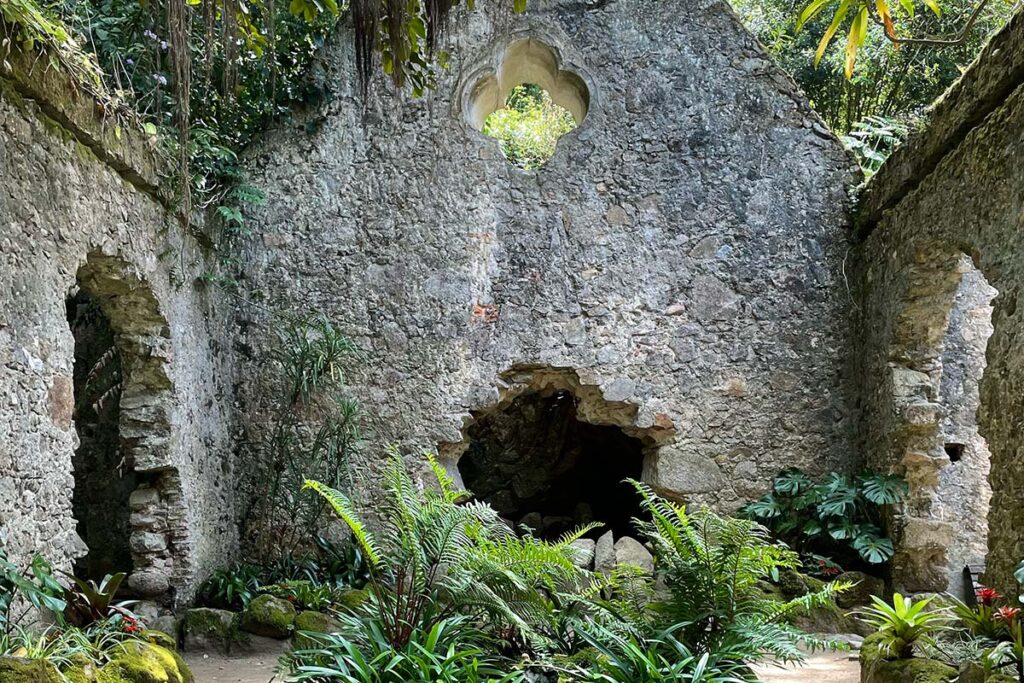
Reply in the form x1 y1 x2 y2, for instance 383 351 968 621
184 649 861 682
751 651 861 682
183 651 284 683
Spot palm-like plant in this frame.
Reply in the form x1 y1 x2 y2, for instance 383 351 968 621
303 450 595 651
857 593 951 659
629 480 849 666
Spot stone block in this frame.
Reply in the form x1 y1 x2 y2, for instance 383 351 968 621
642 447 724 498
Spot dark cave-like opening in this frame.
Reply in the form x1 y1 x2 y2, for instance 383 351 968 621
458 389 644 540
67 288 134 581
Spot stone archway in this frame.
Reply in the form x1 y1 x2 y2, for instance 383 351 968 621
68 252 184 601
438 365 676 539
881 245 996 593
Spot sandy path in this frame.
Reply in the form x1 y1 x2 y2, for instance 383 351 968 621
184 652 284 683
752 651 861 682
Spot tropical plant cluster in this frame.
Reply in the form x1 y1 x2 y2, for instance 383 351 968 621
0 542 159 675
276 450 850 682
197 534 369 611
858 583 1024 681
242 315 364 562
741 467 908 573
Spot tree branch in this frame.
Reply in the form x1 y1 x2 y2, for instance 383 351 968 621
871 0 993 47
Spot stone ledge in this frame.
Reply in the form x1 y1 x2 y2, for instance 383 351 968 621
856 9 1024 235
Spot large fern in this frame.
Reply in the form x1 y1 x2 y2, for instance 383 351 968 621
628 480 850 666
304 450 592 650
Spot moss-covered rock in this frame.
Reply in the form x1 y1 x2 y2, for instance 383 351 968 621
0 657 62 683
239 594 296 639
292 610 344 649
835 571 887 608
100 641 192 683
986 675 1018 683
142 631 177 650
860 632 957 683
181 607 236 653
335 587 370 613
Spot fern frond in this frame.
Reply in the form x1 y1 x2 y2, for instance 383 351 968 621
302 479 382 569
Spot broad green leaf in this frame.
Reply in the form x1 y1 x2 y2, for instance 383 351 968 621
797 0 836 30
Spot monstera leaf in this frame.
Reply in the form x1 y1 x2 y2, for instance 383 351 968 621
860 474 909 505
854 534 895 564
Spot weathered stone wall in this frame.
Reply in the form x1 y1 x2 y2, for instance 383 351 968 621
239 0 858 515
0 47 238 605
853 11 1024 593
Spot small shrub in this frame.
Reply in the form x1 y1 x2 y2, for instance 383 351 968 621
952 587 1007 640
857 593 951 659
64 572 137 628
259 580 339 611
197 563 264 610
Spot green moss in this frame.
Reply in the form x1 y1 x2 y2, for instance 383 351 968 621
100 641 192 683
293 610 344 649
142 631 177 651
182 608 234 638
987 675 1019 683
335 588 370 613
860 633 957 683
239 594 296 639
0 657 62 683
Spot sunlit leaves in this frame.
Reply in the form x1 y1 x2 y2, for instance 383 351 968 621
801 0 947 77
482 84 577 170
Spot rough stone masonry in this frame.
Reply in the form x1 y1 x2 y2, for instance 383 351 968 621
2 0 1023 605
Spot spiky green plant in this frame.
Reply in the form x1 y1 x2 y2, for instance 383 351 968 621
303 449 597 651
856 593 951 659
629 480 850 666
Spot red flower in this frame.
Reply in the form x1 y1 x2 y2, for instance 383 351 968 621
996 606 1021 622
976 586 1003 606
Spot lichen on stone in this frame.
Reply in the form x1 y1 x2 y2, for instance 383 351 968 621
239 594 296 638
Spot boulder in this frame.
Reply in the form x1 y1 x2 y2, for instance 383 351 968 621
569 539 596 569
99 641 193 683
293 610 344 649
594 531 616 575
835 571 887 608
614 536 654 574
860 632 957 683
519 512 543 533
181 608 237 653
335 587 370 613
957 662 985 683
0 658 61 683
240 594 296 639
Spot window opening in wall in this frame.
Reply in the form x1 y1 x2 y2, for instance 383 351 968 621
457 389 644 540
482 83 577 170
67 288 135 582
935 253 996 596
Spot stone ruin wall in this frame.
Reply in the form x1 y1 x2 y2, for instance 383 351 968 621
0 39 239 606
853 9 1024 595
238 0 860 518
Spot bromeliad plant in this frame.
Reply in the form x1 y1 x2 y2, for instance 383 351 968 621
741 468 908 571
857 593 951 659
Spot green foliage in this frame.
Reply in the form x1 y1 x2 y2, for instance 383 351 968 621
246 315 363 559
0 543 66 636
630 480 850 667
282 612 526 682
577 624 752 682
63 572 135 628
260 580 340 611
1016 560 1024 602
732 0 1013 141
197 563 263 610
841 115 910 177
741 468 906 569
304 450 596 652
857 593 951 659
482 84 578 170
